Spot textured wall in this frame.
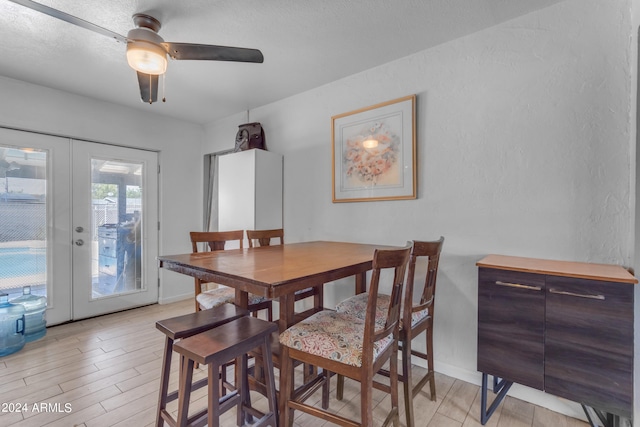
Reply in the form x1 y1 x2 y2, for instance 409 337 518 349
205 0 635 419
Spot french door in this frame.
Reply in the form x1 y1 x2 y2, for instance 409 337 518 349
71 140 158 319
0 128 158 323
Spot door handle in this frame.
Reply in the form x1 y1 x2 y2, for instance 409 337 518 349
75 226 84 233
75 239 84 246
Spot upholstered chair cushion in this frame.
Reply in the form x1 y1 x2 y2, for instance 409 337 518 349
196 286 269 311
279 310 393 367
335 293 429 330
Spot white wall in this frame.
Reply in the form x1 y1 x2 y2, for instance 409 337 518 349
0 75 204 304
205 0 635 419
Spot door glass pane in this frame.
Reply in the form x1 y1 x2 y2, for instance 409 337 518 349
91 159 143 299
0 146 47 301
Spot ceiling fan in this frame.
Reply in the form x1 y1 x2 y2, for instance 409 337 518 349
7 0 264 104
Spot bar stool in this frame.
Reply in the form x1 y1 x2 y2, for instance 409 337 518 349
155 303 249 427
173 315 279 427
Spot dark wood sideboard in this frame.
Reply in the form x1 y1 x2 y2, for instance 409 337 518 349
476 254 637 426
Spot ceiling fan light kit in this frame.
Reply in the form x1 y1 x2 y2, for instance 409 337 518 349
126 32 168 75
9 0 264 104
126 15 167 75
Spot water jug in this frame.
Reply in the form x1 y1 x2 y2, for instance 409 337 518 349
0 293 25 357
10 286 46 342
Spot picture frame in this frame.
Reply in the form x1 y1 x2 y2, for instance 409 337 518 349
332 94 416 203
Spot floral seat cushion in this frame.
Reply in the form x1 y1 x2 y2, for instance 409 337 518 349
279 310 394 367
196 286 268 310
335 293 429 330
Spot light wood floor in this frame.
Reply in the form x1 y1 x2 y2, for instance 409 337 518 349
0 299 589 427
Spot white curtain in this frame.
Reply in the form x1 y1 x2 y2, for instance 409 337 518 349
204 149 233 231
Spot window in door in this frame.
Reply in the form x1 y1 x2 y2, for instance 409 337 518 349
91 159 144 298
0 146 48 301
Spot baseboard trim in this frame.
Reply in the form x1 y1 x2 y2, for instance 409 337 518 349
158 293 192 305
416 357 587 422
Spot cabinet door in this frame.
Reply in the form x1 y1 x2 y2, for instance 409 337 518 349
545 277 633 418
477 268 545 390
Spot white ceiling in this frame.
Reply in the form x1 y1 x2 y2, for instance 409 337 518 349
0 0 564 125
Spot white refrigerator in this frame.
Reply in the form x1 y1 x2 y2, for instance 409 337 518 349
217 149 283 245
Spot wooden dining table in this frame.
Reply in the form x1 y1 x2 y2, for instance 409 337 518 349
158 240 395 332
158 240 397 425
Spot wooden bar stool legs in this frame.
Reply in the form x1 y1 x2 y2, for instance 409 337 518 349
155 304 248 427
174 316 279 427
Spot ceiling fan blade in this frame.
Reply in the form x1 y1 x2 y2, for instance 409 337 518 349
137 72 158 104
162 43 264 63
7 0 127 43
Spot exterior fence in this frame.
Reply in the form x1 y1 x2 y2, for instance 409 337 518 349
0 200 141 243
0 202 46 243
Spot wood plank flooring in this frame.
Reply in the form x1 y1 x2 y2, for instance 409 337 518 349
0 299 589 427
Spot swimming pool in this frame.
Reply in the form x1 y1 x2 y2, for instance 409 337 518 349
0 247 47 279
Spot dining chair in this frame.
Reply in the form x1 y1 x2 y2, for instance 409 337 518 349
245 228 322 390
335 237 445 427
246 229 318 319
190 230 272 320
279 245 412 427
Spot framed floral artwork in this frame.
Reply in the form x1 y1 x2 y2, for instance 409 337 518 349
332 95 416 202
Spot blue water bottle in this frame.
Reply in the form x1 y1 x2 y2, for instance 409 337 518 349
10 286 47 342
0 293 25 357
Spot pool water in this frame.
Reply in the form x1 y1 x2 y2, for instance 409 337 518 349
0 247 47 279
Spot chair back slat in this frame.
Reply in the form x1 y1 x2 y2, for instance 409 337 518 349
247 229 284 248
404 237 445 322
366 246 411 352
190 230 244 253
